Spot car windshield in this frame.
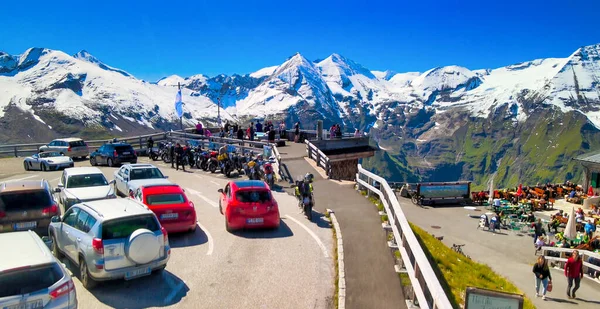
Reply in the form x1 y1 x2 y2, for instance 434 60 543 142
0 263 63 297
235 190 271 203
146 193 185 205
102 215 159 240
67 174 108 188
39 152 61 158
130 168 164 180
115 145 134 153
0 190 52 212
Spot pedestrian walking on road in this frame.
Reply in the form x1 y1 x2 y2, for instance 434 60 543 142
565 249 584 299
175 143 185 172
533 218 545 245
533 256 552 300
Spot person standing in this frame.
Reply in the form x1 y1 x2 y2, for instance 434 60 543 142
196 122 203 135
147 137 154 157
175 143 185 171
565 250 584 299
294 122 300 143
169 142 175 168
532 256 552 300
255 120 263 133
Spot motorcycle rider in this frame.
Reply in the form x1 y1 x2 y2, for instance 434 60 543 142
175 143 185 171
295 173 314 201
147 137 154 158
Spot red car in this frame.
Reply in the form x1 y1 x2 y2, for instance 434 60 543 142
132 183 197 233
218 180 280 232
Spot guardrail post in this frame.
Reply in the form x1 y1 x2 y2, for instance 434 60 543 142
139 136 142 150
14 146 18 158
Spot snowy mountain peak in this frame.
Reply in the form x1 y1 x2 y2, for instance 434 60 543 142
411 65 481 95
0 51 18 73
372 70 398 81
18 47 49 69
319 53 375 79
157 74 186 87
73 49 132 77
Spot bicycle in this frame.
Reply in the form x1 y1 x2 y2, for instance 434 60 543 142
452 244 470 259
411 192 423 206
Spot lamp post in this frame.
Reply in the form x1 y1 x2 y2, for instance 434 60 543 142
217 97 222 127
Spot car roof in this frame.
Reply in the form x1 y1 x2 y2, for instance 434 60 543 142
0 179 48 193
141 183 183 195
126 164 157 169
64 167 103 176
103 142 132 147
231 180 268 191
79 198 152 221
53 138 84 142
0 231 55 272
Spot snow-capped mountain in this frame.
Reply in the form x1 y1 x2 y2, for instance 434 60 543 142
0 48 231 141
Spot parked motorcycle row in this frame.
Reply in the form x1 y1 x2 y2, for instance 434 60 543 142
149 141 277 189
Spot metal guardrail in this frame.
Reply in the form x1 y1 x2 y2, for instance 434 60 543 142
541 246 600 281
356 164 453 309
305 140 331 177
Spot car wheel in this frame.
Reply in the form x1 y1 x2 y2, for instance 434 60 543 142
41 163 47 172
107 158 114 167
59 152 64 156
79 258 97 289
51 234 63 259
23 162 29 171
90 157 97 166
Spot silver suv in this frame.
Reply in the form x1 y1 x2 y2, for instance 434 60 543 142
0 231 77 309
48 199 170 289
39 138 89 159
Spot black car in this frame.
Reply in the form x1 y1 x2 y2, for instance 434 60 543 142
90 142 138 167
0 179 60 236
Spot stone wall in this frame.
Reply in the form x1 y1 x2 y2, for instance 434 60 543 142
330 159 360 180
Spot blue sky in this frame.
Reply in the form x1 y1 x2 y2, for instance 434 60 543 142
1 0 599 81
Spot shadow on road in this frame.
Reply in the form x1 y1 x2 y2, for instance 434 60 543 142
169 224 208 248
545 297 578 304
233 219 294 239
311 209 332 229
89 270 189 309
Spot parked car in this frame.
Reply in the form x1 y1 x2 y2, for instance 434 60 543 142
114 164 171 197
218 180 280 232
132 183 197 233
48 199 170 289
0 231 77 309
55 167 116 211
0 179 60 235
24 152 74 171
39 138 89 159
89 142 137 167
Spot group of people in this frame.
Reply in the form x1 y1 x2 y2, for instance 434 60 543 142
532 250 584 300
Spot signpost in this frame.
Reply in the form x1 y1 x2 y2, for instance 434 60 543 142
465 287 524 309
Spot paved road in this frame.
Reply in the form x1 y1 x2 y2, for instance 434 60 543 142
0 157 334 309
281 142 406 309
397 197 600 309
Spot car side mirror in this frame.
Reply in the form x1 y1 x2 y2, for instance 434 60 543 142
218 189 224 194
54 188 61 193
57 184 64 188
51 215 61 223
109 179 116 185
164 176 169 179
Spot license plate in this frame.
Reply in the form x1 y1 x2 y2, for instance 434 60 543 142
125 267 151 280
122 152 130 155
246 218 264 224
161 213 178 220
5 299 43 309
13 221 37 231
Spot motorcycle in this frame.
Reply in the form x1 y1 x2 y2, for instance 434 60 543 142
207 151 219 173
263 161 275 189
161 146 172 163
230 152 245 175
196 151 210 170
183 147 195 168
293 183 314 221
218 154 234 177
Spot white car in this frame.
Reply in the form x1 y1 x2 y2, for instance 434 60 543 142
55 167 116 211
23 152 74 171
113 164 171 197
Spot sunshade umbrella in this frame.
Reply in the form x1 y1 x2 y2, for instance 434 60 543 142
516 184 523 197
587 186 594 196
489 178 494 204
563 207 578 240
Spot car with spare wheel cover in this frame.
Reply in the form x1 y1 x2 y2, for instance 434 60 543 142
218 180 280 232
55 167 116 211
39 138 89 159
113 164 171 197
24 152 74 171
132 183 197 233
0 179 60 236
0 231 78 309
89 142 138 167
48 198 170 289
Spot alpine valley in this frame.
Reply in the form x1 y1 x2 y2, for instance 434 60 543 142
1 44 600 188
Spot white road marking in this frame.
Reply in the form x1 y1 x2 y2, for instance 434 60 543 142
50 177 60 182
197 221 214 256
210 180 220 186
284 215 329 258
194 174 204 179
3 174 39 182
163 273 185 304
184 187 218 208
